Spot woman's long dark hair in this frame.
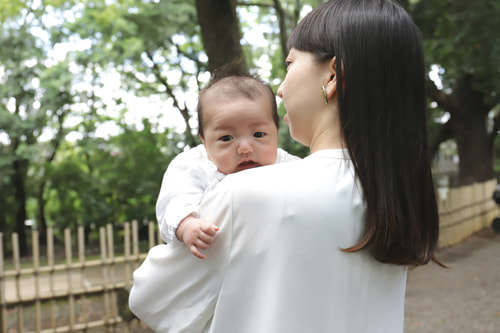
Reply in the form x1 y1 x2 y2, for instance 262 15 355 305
288 0 440 266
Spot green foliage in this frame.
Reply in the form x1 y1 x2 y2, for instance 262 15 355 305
65 0 200 83
5 0 497 240
412 0 500 107
410 0 499 183
0 0 324 239
0 0 26 22
40 122 179 230
0 13 49 236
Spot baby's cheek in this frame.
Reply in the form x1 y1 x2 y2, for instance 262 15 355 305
264 148 278 165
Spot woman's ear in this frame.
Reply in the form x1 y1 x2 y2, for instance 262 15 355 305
325 57 337 99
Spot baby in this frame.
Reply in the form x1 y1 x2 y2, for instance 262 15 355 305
156 72 298 259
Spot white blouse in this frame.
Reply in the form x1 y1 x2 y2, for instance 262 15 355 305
130 149 407 333
156 144 298 244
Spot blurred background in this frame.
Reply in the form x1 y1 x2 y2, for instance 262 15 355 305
0 0 499 331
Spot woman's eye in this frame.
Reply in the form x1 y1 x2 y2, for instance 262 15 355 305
285 61 292 69
254 132 266 138
220 135 233 142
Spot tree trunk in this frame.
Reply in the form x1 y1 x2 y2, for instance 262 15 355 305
449 75 494 185
13 158 28 256
37 183 47 244
37 111 66 244
0 200 6 234
195 0 246 73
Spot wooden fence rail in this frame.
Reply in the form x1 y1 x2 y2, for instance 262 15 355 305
0 179 497 332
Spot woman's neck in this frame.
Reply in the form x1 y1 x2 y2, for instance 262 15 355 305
309 129 345 153
309 109 345 153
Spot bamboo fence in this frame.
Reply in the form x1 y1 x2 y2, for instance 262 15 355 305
0 220 161 333
437 178 498 248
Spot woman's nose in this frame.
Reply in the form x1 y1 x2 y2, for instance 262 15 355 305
276 84 283 98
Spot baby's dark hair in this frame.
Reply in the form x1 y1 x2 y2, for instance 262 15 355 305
197 61 279 139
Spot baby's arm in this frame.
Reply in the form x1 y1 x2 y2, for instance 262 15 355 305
157 145 223 254
157 145 212 244
176 215 219 259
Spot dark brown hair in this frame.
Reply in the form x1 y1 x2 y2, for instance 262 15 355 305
197 63 280 139
289 0 440 266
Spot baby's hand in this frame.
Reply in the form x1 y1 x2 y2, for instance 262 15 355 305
176 216 219 259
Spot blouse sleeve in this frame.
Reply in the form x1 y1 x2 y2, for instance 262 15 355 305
129 189 233 332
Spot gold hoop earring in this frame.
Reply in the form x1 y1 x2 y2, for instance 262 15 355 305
321 86 328 104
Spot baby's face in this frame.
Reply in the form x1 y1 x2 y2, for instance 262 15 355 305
201 94 279 175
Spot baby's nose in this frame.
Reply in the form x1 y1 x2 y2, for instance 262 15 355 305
237 140 253 154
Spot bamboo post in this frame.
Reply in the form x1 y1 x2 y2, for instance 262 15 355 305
32 230 42 332
47 227 56 328
148 221 155 249
65 228 75 330
0 233 6 333
132 220 139 265
157 226 162 245
107 223 118 330
100 227 111 328
124 222 131 284
12 233 23 332
122 222 133 330
78 226 88 327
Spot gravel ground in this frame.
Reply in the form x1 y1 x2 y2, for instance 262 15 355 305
405 227 500 332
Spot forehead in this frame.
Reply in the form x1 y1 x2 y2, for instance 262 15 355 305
204 77 270 100
202 94 274 129
287 48 317 63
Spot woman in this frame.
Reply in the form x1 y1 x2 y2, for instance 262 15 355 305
129 0 439 332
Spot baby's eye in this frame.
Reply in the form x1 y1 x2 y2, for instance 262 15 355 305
219 135 233 142
254 132 266 138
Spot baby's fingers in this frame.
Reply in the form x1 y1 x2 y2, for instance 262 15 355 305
200 223 219 235
195 238 213 250
189 244 206 260
198 231 217 246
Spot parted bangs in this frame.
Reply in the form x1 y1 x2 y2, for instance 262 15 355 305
287 2 338 63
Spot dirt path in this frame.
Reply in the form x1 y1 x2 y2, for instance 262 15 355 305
405 227 500 332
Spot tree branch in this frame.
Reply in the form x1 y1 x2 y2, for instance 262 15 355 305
426 77 458 113
144 50 196 145
273 0 288 62
172 42 204 92
236 1 274 7
430 120 454 157
236 0 291 64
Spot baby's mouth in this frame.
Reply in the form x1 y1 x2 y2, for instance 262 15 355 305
236 160 260 171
